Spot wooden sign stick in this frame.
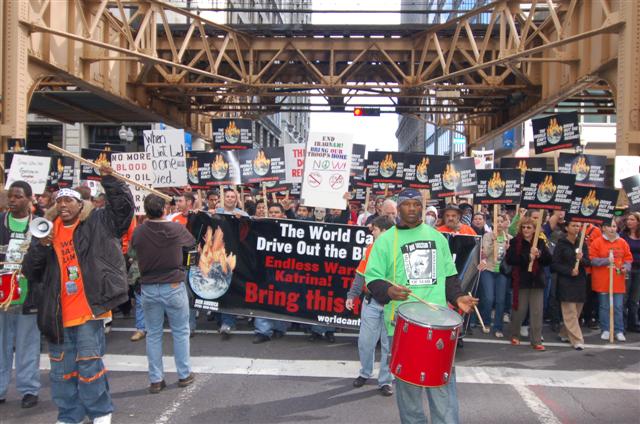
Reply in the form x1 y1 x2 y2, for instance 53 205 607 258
261 183 268 211
527 208 544 272
572 223 588 273
364 187 371 215
608 249 615 343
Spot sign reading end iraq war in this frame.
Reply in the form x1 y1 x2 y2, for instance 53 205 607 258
428 157 477 198
532 112 580 154
567 186 618 225
187 213 371 329
520 171 576 210
475 169 521 205
622 175 640 212
558 153 606 187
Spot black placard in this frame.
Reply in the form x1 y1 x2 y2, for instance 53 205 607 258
4 150 74 190
403 154 448 189
238 147 287 191
475 169 521 205
500 157 548 183
212 119 253 150
532 112 580 154
427 157 477 198
81 148 113 181
366 152 405 185
558 153 606 187
186 152 212 189
567 186 618 225
520 171 576 210
622 175 640 212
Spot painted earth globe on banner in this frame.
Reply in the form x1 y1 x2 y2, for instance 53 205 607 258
188 265 233 300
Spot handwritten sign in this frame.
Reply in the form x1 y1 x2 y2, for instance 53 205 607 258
111 152 154 215
5 154 52 195
301 132 353 209
284 143 305 184
143 129 187 188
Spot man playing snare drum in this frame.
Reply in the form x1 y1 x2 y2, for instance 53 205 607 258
364 188 477 424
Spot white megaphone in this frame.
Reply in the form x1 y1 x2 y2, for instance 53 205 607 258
29 217 53 238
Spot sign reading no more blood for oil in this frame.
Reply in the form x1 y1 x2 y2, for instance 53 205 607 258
567 186 618 226
110 152 154 215
622 175 640 212
143 129 188 188
520 171 576 211
475 169 521 205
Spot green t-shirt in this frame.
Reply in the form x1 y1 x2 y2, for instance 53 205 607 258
494 234 506 273
5 214 31 306
364 223 457 335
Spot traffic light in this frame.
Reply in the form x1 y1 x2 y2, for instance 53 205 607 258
353 107 380 117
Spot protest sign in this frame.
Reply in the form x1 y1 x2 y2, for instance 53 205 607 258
621 175 640 212
111 152 154 215
532 112 580 154
567 186 618 225
614 156 640 189
520 171 576 211
186 152 212 189
207 151 241 187
143 129 188 188
349 144 367 183
5 154 51 194
238 147 287 192
5 151 74 190
212 118 253 150
187 214 370 328
300 132 353 210
81 148 112 181
404 154 448 189
558 153 606 187
475 169 521 205
284 143 305 184
471 149 495 169
500 157 548 182
55 156 75 188
366 151 405 185
428 157 477 198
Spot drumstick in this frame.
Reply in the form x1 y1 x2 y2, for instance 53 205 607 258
384 279 438 311
468 291 488 333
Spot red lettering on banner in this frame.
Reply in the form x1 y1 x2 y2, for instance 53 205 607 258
305 289 345 313
323 261 356 276
245 281 300 313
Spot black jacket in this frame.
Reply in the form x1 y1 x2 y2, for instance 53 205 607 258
22 176 134 344
552 236 591 303
505 236 552 289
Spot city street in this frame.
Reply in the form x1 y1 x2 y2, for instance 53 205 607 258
2 316 639 424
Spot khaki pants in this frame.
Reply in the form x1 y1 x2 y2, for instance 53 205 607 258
559 302 584 346
510 288 544 345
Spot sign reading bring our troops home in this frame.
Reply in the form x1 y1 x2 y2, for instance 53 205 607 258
567 186 619 226
427 157 478 198
558 153 607 187
532 112 580 154
474 169 521 205
520 171 576 211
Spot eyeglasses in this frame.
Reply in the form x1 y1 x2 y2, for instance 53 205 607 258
521 225 534 229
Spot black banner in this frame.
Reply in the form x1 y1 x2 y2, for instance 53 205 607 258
212 119 253 150
520 171 576 211
428 157 477 198
237 147 287 190
622 175 640 212
532 112 580 154
366 152 405 185
475 169 521 205
404 154 448 189
558 153 606 187
567 186 618 225
500 157 548 183
350 144 367 187
186 152 212 189
81 148 112 181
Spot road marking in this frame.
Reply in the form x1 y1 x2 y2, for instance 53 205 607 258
512 385 562 424
156 374 205 424
111 327 640 351
37 354 640 391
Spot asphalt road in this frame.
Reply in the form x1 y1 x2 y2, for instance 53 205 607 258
1 315 639 424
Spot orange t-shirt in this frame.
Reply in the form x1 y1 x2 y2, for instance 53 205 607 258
171 213 188 226
121 217 137 255
437 224 477 236
53 219 110 327
589 235 633 294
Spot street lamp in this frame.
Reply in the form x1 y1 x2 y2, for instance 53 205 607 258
119 125 135 143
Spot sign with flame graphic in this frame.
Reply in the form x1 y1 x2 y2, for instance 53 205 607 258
4 154 52 195
475 169 521 205
404 154 448 189
558 153 606 187
238 147 286 189
500 157 547 184
567 186 618 225
621 175 640 212
5 151 74 190
212 119 253 150
521 171 575 210
428 157 477 198
186 151 241 189
81 148 113 181
532 112 580 154
366 152 405 185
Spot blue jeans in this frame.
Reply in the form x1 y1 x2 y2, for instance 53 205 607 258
479 270 508 331
134 291 145 331
48 320 112 423
358 298 392 386
142 283 191 383
254 318 289 337
598 293 624 334
220 313 237 329
310 325 336 335
0 312 40 399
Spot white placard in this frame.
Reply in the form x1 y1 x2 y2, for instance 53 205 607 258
614 156 640 189
471 149 495 170
284 143 305 184
5 154 51 194
143 129 188 188
111 152 154 215
300 132 353 209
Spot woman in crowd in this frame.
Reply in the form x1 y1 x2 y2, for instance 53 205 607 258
506 216 552 350
478 213 512 338
552 218 590 350
621 212 640 332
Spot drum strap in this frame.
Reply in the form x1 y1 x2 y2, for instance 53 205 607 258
391 228 399 322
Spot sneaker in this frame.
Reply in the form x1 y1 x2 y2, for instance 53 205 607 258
510 337 520 346
503 313 510 323
520 326 529 338
379 385 393 396
559 336 569 343
615 332 626 342
532 344 546 351
21 394 38 409
130 330 146 342
220 324 232 341
353 376 367 388
148 380 167 394
252 334 271 344
494 331 504 338
93 413 112 424
601 331 610 340
326 332 336 343
178 373 196 388
574 344 585 351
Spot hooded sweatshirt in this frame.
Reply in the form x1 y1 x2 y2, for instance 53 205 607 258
131 220 196 284
588 232 632 294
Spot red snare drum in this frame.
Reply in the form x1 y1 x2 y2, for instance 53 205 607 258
390 301 463 387
0 272 21 304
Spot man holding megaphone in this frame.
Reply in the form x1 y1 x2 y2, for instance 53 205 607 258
23 165 134 424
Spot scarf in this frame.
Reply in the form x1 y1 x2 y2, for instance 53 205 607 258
511 235 540 311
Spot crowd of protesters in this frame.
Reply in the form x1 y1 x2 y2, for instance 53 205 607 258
0 174 638 424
